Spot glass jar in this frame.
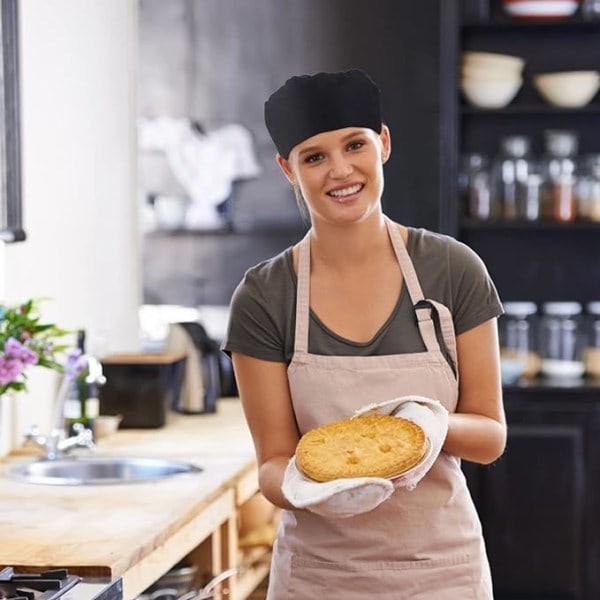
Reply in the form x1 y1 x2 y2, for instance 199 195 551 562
584 301 600 378
541 130 579 222
498 301 540 383
492 135 533 221
576 154 600 222
539 302 586 380
459 153 495 221
517 173 543 221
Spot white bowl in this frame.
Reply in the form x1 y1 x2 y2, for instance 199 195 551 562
533 70 600 107
462 64 523 81
95 414 123 438
461 77 523 109
502 0 580 19
462 51 525 74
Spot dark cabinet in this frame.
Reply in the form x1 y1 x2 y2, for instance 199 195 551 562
446 2 600 598
464 387 600 599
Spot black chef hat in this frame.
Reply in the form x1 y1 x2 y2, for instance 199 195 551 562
264 69 382 159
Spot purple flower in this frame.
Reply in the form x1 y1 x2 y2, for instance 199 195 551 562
0 356 25 385
4 337 39 366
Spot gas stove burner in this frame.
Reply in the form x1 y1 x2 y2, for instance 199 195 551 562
0 568 80 600
0 568 122 600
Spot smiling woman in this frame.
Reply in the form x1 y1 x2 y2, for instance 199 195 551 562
0 0 22 243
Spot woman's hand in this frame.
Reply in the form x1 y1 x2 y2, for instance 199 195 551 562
232 352 301 509
443 318 507 464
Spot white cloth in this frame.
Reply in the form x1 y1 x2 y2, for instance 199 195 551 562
138 117 261 227
354 395 449 490
282 458 394 519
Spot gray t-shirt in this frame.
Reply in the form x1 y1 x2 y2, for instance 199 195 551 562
223 227 503 363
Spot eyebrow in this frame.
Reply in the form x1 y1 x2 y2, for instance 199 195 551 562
297 130 366 158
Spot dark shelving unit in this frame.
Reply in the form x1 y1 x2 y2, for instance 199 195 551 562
450 2 600 599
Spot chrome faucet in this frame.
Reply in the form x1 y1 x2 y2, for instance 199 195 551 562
25 422 95 461
25 354 105 460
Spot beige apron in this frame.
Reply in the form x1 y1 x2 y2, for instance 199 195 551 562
266 218 493 599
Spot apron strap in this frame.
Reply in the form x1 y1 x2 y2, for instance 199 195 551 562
294 231 312 354
385 218 456 362
385 217 425 304
294 219 458 367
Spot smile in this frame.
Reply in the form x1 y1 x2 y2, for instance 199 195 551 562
327 183 364 198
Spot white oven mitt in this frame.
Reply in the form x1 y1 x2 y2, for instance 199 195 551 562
354 395 449 490
282 457 394 519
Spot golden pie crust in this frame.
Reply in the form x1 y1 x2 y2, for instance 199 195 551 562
296 414 427 482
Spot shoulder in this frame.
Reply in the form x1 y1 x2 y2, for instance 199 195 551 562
408 227 503 334
408 227 490 278
233 249 293 302
224 248 294 362
409 227 475 258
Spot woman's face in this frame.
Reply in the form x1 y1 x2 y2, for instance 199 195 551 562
277 126 391 226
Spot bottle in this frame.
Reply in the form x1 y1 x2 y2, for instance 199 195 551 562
540 130 579 222
498 301 540 383
64 330 103 438
460 153 495 221
491 135 533 221
584 301 600 378
539 302 585 381
577 154 600 222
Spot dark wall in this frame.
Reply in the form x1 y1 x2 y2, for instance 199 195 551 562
139 0 451 305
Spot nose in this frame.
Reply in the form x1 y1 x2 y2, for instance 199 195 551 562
329 152 353 178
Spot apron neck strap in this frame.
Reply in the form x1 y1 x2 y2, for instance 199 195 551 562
384 216 424 304
294 231 312 353
294 218 455 361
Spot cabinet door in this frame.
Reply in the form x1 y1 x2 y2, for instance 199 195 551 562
473 425 585 599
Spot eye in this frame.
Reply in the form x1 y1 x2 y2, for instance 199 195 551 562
304 152 324 164
347 140 365 151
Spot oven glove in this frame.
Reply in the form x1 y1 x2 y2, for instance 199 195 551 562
353 395 449 491
282 456 394 519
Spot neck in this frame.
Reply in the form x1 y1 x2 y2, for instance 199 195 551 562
309 212 392 270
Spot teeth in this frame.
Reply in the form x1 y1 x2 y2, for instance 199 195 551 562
329 184 362 197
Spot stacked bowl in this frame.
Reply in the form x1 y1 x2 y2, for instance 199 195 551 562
461 51 525 109
533 70 600 107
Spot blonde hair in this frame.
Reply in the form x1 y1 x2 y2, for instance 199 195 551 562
293 184 310 222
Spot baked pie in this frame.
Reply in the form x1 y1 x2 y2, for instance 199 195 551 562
296 414 428 482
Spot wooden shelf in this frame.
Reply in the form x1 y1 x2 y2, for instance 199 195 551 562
504 377 600 394
462 17 600 32
461 103 600 116
460 219 600 231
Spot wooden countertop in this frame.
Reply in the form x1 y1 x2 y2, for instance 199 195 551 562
0 398 257 599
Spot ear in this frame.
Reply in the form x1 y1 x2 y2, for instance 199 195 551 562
276 154 296 185
379 125 391 164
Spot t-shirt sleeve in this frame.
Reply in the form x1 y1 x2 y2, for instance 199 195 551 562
447 239 504 335
222 268 288 362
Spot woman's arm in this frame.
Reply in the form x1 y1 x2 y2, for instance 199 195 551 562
443 318 507 464
232 352 300 509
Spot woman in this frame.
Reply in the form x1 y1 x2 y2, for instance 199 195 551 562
223 69 506 598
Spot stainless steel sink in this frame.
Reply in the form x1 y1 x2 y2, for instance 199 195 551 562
7 456 203 486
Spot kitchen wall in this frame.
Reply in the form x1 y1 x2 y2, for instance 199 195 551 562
0 0 140 455
139 0 450 306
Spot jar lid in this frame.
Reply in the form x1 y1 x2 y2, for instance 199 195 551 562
541 301 582 316
503 301 537 316
544 129 579 158
586 301 600 315
500 135 530 158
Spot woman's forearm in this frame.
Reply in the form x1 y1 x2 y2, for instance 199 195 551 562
258 456 297 510
443 412 507 465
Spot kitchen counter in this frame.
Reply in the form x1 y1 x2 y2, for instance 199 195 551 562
0 399 264 600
